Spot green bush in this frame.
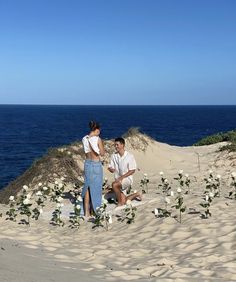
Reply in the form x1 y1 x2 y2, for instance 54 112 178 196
194 129 236 152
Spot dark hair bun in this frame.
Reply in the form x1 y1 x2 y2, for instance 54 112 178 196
89 121 100 131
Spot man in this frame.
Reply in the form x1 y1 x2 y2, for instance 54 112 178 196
108 137 142 206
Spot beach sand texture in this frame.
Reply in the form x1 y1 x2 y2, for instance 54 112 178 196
1 136 236 281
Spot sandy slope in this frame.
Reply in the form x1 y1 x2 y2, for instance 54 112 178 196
1 137 236 281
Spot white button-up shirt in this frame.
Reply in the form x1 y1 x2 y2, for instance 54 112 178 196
109 151 137 184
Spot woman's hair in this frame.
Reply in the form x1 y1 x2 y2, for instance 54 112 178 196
89 120 100 131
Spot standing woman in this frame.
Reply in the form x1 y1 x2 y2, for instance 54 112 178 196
82 121 105 217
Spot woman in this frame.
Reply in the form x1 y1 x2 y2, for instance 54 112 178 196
82 121 105 217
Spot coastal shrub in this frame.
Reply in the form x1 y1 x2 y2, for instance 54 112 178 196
194 129 236 152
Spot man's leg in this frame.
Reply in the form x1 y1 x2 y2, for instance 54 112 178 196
126 191 142 202
112 181 126 206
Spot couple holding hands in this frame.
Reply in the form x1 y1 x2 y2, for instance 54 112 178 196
82 121 142 217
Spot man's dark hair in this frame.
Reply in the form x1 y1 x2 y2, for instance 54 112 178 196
115 137 125 145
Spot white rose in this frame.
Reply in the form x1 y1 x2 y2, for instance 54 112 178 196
177 187 182 193
9 195 14 201
43 186 48 191
165 197 170 204
55 181 59 185
179 170 183 175
67 151 72 155
205 195 209 202
23 185 29 191
164 179 168 184
209 192 214 198
57 196 63 202
77 195 83 202
185 174 189 178
57 203 64 208
208 178 212 183
159 171 164 176
216 174 221 180
58 183 63 189
102 197 108 204
143 173 148 177
104 177 108 181
75 205 81 210
36 191 42 196
26 194 31 199
133 190 137 193
208 170 213 174
231 172 236 178
39 208 43 214
60 177 65 181
38 183 42 187
108 215 113 224
154 208 159 216
170 191 174 197
23 198 30 205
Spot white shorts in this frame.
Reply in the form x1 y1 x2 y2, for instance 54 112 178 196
121 178 132 195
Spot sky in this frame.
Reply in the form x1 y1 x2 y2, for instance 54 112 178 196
0 0 236 105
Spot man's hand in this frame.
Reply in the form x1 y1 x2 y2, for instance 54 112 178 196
108 167 115 173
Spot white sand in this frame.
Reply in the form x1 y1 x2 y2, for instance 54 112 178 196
1 137 236 281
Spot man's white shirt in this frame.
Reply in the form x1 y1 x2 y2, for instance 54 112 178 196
109 151 137 184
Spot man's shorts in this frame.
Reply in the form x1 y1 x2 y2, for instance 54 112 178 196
121 178 132 196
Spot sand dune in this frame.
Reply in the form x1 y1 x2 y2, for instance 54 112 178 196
1 135 236 281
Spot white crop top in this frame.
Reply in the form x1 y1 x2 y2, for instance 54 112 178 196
82 135 100 155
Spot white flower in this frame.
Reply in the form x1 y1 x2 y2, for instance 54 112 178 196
58 183 63 189
164 179 168 184
57 196 63 202
208 170 213 174
67 151 72 155
77 195 83 202
231 172 236 178
75 205 81 210
57 203 64 208
36 191 43 196
179 170 184 175
177 187 182 193
26 194 31 199
126 200 131 205
159 171 164 176
23 185 29 191
43 186 48 191
55 181 59 185
104 177 108 181
154 208 159 216
102 196 108 204
108 215 113 224
39 208 43 214
170 191 174 197
185 174 189 178
216 174 221 180
133 190 137 193
209 192 214 198
23 198 30 205
165 197 170 204
60 177 65 181
143 173 148 177
208 178 212 183
205 195 209 202
9 195 14 201
38 182 42 187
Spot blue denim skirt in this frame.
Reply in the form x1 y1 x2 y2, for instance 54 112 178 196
82 159 103 212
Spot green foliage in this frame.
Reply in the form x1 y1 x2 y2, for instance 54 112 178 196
117 202 137 224
94 203 111 230
140 174 149 194
194 129 236 152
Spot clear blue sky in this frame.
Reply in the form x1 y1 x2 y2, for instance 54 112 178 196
0 0 235 105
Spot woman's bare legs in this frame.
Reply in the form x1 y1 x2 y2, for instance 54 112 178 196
84 188 91 217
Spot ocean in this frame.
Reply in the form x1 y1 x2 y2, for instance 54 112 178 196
0 105 236 190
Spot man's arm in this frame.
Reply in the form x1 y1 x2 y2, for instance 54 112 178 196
116 169 135 183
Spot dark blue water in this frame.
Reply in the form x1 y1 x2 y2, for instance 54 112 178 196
0 105 236 190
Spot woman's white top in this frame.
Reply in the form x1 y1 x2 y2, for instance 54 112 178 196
82 135 100 155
